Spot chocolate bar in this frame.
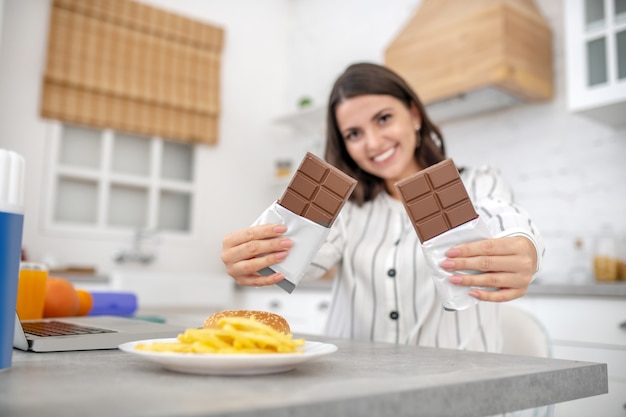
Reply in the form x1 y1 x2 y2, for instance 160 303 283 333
395 159 478 243
278 152 357 227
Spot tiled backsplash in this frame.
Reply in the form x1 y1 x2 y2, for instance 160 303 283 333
443 106 626 284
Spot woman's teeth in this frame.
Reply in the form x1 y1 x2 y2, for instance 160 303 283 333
373 147 395 162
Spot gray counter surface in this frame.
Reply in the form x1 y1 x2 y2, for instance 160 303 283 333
0 335 607 417
527 281 626 297
252 279 626 298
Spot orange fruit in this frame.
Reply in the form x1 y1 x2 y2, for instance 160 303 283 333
75 289 93 316
43 277 80 318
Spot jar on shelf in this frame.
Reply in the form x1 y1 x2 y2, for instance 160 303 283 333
569 238 592 284
593 226 620 282
274 159 293 180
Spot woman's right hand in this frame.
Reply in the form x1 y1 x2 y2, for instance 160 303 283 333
221 224 293 286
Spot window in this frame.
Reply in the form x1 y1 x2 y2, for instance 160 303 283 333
45 123 195 236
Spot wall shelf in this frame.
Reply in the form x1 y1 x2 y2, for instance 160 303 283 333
273 105 326 135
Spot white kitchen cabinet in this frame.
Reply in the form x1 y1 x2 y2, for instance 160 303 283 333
232 286 331 335
564 0 626 128
510 295 626 417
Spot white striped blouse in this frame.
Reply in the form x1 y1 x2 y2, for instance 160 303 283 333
302 164 545 352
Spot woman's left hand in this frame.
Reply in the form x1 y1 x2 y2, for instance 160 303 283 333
441 236 538 302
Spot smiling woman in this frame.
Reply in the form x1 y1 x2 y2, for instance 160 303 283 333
220 63 545 359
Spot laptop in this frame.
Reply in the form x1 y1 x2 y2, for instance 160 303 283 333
13 312 186 352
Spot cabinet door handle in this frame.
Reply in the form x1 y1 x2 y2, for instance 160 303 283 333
620 321 626 331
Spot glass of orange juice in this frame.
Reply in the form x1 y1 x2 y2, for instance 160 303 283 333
16 262 48 320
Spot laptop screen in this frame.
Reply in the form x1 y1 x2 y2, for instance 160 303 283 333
13 312 29 350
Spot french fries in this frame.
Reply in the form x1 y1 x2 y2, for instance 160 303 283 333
135 316 306 354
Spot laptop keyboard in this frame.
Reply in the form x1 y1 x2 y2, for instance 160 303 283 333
22 321 116 337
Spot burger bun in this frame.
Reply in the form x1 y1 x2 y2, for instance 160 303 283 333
203 310 291 334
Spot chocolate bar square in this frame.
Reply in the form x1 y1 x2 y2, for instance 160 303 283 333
278 152 357 227
395 159 478 243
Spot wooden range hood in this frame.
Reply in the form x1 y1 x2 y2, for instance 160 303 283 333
384 0 553 122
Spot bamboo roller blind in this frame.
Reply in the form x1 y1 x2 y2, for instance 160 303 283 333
40 0 224 145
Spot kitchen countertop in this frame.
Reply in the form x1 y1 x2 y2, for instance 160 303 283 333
527 281 626 297
242 277 626 298
65 271 626 298
0 334 607 417
292 279 626 298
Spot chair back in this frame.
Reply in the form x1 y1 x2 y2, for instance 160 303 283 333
500 304 552 358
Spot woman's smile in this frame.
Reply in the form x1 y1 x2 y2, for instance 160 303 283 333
372 145 397 163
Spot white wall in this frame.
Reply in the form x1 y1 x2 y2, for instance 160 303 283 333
286 0 419 108
0 0 624 295
0 0 4 55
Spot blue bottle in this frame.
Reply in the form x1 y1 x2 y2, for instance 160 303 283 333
0 149 25 371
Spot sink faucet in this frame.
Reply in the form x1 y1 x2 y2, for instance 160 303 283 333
112 229 158 264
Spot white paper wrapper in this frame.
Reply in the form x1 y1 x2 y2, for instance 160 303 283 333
252 202 330 293
421 216 495 311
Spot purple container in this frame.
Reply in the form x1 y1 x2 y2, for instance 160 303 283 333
88 292 138 317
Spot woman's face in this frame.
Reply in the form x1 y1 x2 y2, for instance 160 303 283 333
335 94 422 194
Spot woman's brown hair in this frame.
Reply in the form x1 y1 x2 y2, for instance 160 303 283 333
325 63 446 205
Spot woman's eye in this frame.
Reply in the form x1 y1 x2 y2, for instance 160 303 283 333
379 114 392 124
344 131 359 141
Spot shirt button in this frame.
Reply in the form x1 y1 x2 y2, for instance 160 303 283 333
387 268 396 277
389 311 399 320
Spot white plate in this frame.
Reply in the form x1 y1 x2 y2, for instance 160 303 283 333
118 338 338 376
